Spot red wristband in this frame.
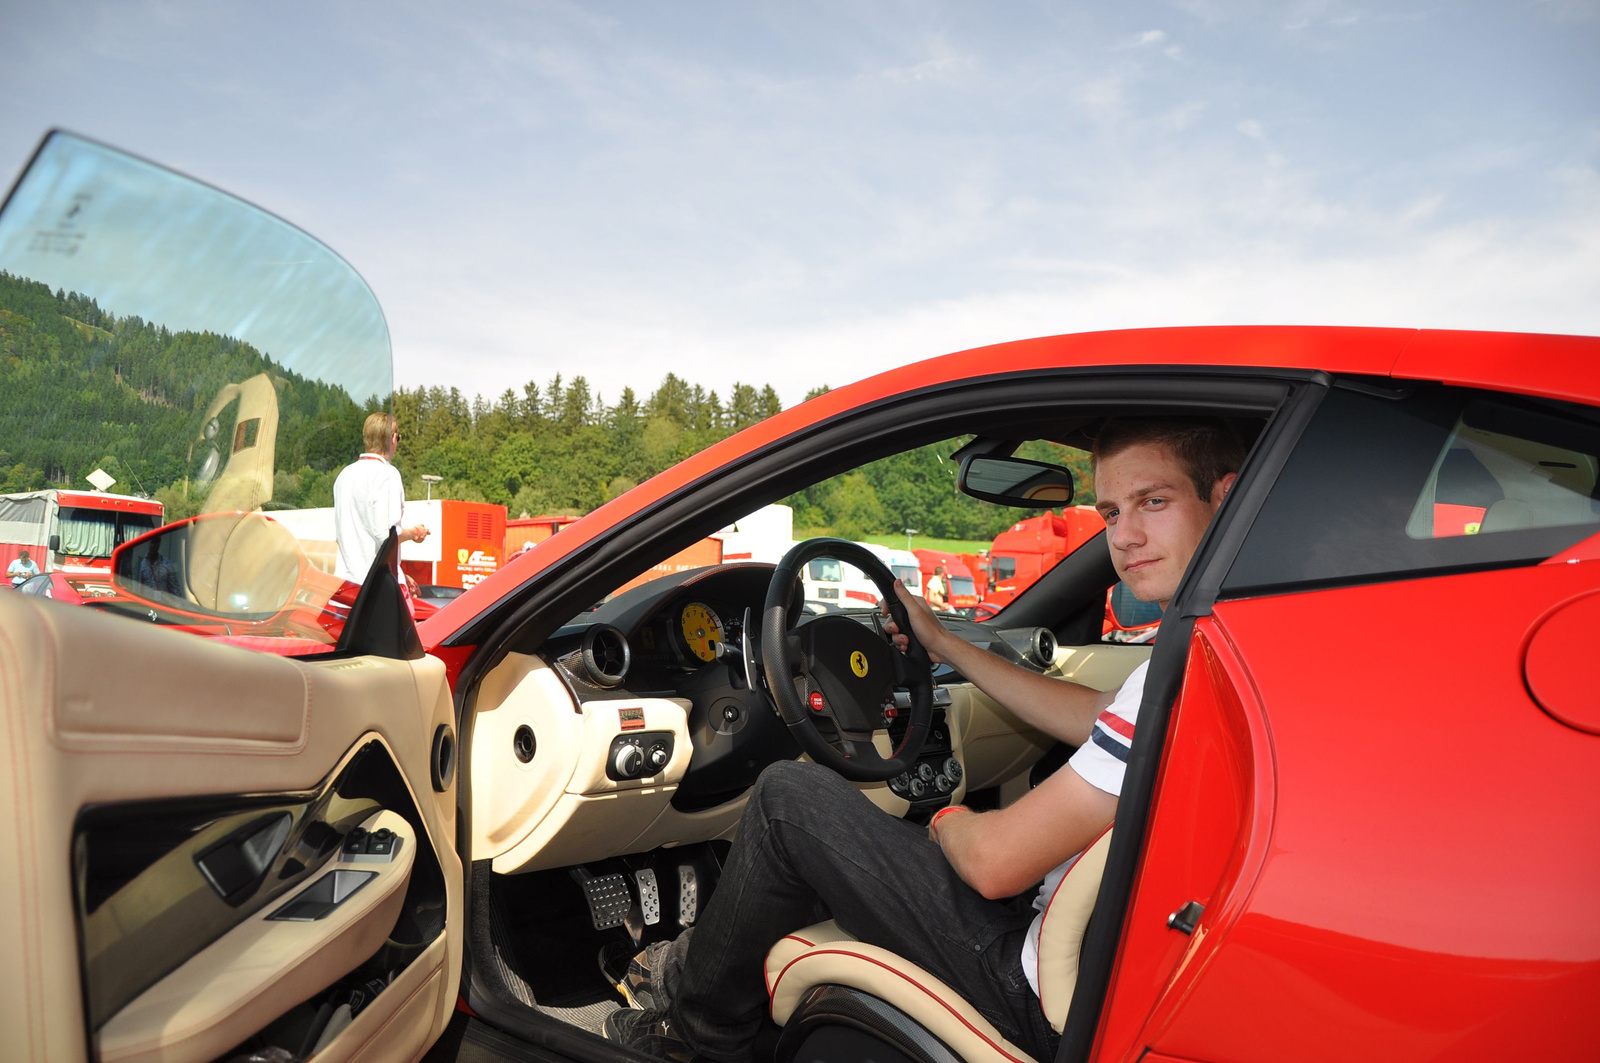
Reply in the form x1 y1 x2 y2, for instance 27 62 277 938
930 805 967 829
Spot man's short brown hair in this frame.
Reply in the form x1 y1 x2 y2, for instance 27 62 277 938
1091 417 1247 500
363 412 397 455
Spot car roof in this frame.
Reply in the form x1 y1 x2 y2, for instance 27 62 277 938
420 325 1599 644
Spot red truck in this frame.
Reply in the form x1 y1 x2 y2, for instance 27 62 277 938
984 506 1106 610
912 548 980 613
0 489 164 580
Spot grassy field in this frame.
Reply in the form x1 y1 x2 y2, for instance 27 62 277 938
790 532 993 554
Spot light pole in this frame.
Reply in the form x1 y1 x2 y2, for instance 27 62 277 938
904 527 918 552
420 474 442 501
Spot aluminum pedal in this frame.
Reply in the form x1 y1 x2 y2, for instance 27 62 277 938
572 869 631 931
634 868 661 925
677 864 698 926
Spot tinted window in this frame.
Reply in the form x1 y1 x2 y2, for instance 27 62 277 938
807 559 843 582
1224 384 1600 595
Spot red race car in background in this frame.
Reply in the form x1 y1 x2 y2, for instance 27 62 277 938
2 132 1597 1063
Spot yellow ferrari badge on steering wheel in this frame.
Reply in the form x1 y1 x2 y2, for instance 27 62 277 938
850 650 869 678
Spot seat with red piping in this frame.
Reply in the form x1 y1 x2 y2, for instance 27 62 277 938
763 829 1113 1063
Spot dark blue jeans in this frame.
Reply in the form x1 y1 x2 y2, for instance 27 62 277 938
659 760 1060 1062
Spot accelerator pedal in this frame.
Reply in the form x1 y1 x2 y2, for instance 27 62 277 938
571 868 632 931
677 865 698 927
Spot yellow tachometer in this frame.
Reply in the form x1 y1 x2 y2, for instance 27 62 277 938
679 602 724 663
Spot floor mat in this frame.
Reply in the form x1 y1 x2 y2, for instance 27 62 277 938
491 866 631 1008
535 998 621 1036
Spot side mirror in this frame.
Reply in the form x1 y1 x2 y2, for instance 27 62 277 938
48 534 59 552
958 455 1076 508
111 512 303 619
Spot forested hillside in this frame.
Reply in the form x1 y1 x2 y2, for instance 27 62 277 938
389 379 1086 541
2 273 1085 540
0 271 371 517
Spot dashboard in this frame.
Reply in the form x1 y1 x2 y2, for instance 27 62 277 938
472 563 1099 876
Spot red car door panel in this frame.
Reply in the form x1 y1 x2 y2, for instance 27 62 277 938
1093 617 1275 1062
1104 560 1600 1062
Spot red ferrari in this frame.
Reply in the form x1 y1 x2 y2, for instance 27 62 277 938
1 132 1595 1063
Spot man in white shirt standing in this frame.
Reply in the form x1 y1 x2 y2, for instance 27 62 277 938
606 416 1244 1063
332 412 429 586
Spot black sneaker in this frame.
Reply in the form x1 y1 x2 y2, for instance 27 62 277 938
601 1006 701 1061
601 939 673 1010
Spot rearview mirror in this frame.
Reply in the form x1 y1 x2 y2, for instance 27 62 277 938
958 455 1076 508
112 512 304 619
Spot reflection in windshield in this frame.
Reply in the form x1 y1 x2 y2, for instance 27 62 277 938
0 132 393 653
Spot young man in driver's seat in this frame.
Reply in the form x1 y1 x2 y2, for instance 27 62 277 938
604 417 1245 1062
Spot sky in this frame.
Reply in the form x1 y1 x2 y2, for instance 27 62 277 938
4 0 1597 409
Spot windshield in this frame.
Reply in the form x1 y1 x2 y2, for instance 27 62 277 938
950 576 976 597
891 564 920 585
0 133 392 653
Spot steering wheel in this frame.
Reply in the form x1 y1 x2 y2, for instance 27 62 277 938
761 538 935 782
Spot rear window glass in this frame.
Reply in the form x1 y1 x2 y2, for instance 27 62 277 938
1224 383 1600 596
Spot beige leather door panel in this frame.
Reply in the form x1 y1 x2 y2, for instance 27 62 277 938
0 592 463 1063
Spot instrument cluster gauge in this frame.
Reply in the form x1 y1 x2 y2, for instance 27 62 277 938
678 602 725 664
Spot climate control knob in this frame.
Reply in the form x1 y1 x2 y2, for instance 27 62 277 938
909 777 927 798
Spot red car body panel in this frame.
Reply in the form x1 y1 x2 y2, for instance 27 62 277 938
1099 561 1600 1062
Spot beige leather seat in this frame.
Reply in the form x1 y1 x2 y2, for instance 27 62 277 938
764 829 1113 1063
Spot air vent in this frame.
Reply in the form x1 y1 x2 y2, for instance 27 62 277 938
1032 628 1057 667
582 625 631 688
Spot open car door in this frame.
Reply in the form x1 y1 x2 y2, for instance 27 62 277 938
0 133 463 1062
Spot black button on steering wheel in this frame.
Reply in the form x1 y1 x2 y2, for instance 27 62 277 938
761 538 934 781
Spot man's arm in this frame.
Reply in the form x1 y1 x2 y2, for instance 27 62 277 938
384 467 429 544
891 581 1111 746
931 766 1117 899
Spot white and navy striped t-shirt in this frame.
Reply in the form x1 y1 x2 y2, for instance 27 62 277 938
1019 659 1148 996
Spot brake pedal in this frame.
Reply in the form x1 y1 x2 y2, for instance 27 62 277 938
677 865 698 926
635 869 661 926
571 868 631 931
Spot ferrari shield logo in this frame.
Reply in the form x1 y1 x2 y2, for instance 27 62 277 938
458 548 469 563
850 650 869 678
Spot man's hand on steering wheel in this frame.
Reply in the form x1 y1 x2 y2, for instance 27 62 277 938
762 539 935 782
883 580 957 665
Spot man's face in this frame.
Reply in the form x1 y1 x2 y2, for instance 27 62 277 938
1094 442 1236 609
